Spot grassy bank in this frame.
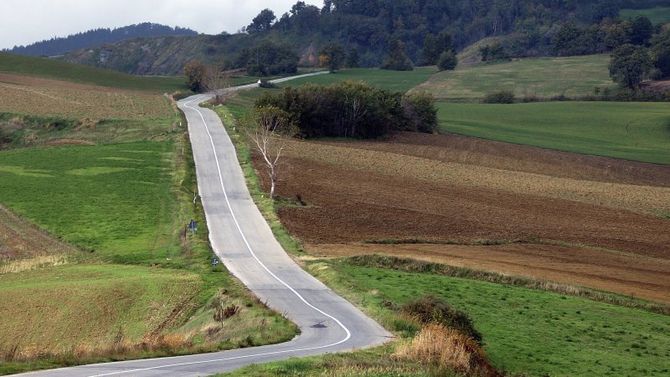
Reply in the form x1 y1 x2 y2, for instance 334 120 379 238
306 257 670 377
437 101 670 164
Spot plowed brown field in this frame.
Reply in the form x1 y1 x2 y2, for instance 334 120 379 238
253 132 670 302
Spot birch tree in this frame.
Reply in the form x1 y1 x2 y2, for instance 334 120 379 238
247 106 292 199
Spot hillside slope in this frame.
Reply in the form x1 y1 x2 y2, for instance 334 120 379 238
8 23 197 57
62 0 639 75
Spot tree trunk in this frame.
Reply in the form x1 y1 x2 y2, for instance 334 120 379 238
269 168 276 199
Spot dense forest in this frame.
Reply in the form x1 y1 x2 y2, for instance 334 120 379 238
7 23 197 57
240 0 668 66
62 0 669 75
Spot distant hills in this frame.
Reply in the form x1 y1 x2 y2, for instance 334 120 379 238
7 23 198 57
5 0 661 76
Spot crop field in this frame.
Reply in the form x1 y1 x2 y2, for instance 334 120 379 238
218 79 670 376
306 258 670 377
0 53 185 93
0 73 174 121
437 101 670 164
413 54 613 100
0 204 77 266
310 243 670 305
620 7 670 25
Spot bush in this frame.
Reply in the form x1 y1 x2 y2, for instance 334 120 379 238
483 90 516 104
256 81 437 139
401 296 482 344
437 50 458 71
401 92 438 133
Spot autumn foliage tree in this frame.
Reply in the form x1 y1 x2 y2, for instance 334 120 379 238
319 43 346 72
184 60 207 92
382 39 414 71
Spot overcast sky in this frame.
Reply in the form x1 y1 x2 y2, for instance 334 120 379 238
0 0 322 49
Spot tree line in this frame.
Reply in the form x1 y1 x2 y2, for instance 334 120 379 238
236 0 664 70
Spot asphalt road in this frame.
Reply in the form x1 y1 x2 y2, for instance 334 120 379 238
17 73 391 377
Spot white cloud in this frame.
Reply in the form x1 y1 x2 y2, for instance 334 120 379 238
0 0 321 49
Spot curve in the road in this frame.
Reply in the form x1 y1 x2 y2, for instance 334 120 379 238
16 72 391 377
181 96 352 345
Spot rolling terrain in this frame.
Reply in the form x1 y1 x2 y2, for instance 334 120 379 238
215 49 670 375
0 56 297 374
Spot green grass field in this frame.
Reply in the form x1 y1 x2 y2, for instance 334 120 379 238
284 67 436 92
437 101 670 164
0 53 185 92
0 142 177 263
414 55 613 100
310 259 670 377
620 7 670 25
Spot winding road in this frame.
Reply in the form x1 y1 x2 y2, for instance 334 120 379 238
17 73 391 377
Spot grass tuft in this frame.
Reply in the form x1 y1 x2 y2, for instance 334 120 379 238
394 324 500 377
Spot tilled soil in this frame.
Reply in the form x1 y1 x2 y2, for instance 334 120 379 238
253 133 670 302
324 132 670 187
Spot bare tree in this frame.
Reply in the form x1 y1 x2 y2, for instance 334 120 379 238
247 106 292 199
205 68 232 92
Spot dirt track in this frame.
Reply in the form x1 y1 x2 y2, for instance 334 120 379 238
252 132 670 302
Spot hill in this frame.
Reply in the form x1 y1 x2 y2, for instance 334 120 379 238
7 23 197 57
413 54 613 100
62 0 658 75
